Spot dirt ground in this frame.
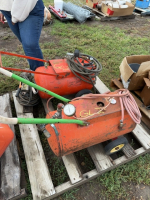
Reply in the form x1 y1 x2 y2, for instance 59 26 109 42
1 15 150 200
1 15 150 51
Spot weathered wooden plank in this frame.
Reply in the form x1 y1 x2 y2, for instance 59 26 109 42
42 99 54 113
114 147 145 165
8 189 27 200
95 78 110 94
0 94 21 200
44 146 150 200
88 143 113 172
122 143 136 158
13 92 55 200
42 99 83 184
14 77 150 200
141 113 150 130
62 155 83 184
132 124 150 150
131 93 150 119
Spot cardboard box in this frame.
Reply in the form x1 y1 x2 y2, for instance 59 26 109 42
140 77 150 106
120 55 150 90
86 0 100 8
101 2 135 17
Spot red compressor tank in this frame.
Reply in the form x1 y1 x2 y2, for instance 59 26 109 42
34 59 94 99
0 124 14 157
45 91 136 157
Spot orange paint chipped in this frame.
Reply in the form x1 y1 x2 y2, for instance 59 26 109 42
46 91 136 157
34 59 94 99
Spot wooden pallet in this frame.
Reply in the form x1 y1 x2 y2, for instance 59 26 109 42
9 77 150 200
134 7 150 16
110 78 150 130
83 5 135 21
0 94 27 200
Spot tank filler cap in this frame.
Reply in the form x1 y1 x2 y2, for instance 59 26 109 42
64 104 76 117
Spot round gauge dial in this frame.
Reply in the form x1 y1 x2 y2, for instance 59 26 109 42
64 104 76 116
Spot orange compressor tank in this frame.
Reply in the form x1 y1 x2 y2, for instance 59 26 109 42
45 91 136 157
0 124 14 157
34 59 94 99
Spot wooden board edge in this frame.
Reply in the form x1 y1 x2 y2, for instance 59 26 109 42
43 147 150 200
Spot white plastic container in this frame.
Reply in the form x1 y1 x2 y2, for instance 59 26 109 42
109 2 120 8
54 0 63 12
120 4 128 8
118 0 126 5
103 1 113 4
126 0 131 3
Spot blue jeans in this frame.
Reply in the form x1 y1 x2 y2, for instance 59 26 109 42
1 0 44 71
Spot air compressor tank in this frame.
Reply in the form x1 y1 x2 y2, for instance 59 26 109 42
34 59 94 99
0 124 14 157
45 91 136 157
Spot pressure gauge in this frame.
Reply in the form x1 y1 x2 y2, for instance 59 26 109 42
64 104 76 116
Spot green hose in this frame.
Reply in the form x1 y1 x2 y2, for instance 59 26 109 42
18 118 87 125
12 74 70 103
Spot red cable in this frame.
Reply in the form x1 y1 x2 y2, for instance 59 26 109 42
0 52 57 76
0 51 49 63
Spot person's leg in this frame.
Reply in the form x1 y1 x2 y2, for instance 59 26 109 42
18 0 45 71
0 10 21 42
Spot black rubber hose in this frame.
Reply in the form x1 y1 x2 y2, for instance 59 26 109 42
66 54 102 87
17 88 40 106
16 73 40 106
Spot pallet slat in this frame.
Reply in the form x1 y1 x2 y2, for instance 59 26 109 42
131 93 150 119
42 99 83 184
95 78 110 94
122 143 136 158
88 143 113 172
134 7 150 16
83 5 135 21
114 147 146 165
132 124 150 149
13 92 55 200
44 146 149 200
9 77 150 200
0 94 21 200
62 155 83 184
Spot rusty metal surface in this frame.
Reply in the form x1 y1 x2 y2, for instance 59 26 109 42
34 59 93 99
46 91 136 156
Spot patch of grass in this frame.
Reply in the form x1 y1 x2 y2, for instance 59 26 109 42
96 153 150 199
39 133 69 186
74 149 95 172
41 20 150 88
61 188 80 200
